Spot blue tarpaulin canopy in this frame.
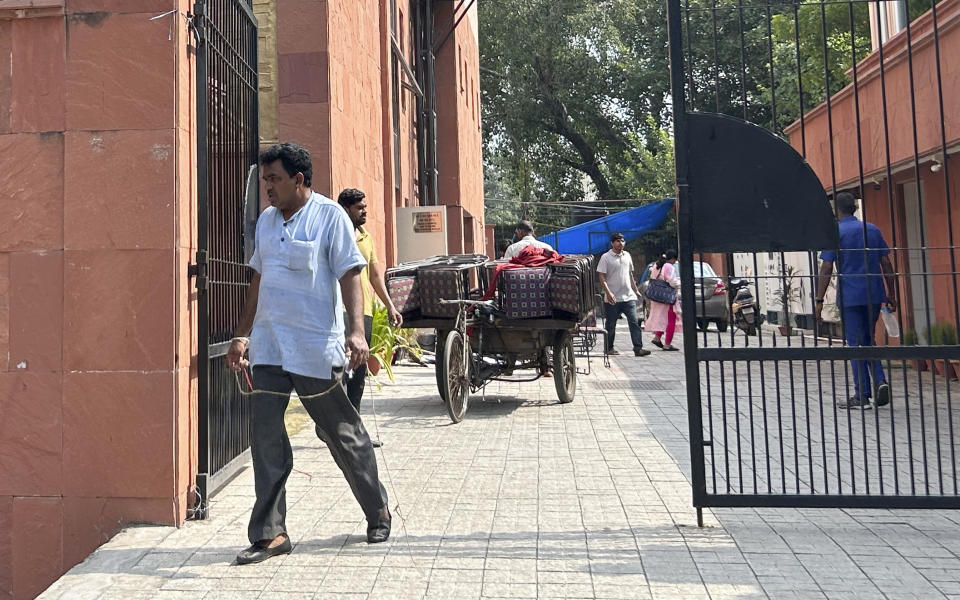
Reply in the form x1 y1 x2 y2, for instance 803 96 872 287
538 198 675 255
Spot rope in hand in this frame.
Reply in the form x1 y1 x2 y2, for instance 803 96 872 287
233 367 343 400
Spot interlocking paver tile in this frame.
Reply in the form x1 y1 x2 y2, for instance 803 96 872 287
38 322 960 600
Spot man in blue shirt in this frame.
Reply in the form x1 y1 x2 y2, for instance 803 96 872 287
226 143 391 565
815 192 898 410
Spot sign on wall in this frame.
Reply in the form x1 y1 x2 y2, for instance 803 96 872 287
397 207 448 262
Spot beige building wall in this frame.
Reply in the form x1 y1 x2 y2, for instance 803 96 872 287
254 0 279 145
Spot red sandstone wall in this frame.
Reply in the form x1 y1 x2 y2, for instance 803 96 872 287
328 0 389 262
275 0 421 266
0 1 196 598
434 2 485 256
276 0 334 195
273 1 482 266
787 0 960 337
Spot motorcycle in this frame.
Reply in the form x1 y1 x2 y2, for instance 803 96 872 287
728 278 763 335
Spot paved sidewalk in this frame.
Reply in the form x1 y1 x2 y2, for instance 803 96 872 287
41 325 960 599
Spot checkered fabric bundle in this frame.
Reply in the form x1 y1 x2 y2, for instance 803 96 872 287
419 268 467 318
386 275 420 314
499 267 551 319
548 274 582 314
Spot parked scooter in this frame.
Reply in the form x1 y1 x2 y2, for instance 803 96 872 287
728 278 763 335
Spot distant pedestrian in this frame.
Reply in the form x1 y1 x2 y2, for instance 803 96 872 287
226 143 391 566
503 220 554 258
597 232 651 357
646 249 682 351
815 192 897 410
334 188 402 448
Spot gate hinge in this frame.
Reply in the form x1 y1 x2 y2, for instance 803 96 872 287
189 249 208 290
702 440 713 447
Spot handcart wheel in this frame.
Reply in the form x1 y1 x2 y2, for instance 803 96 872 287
435 328 449 403
553 331 576 404
442 330 470 423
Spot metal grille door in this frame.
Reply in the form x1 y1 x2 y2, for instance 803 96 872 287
666 0 960 519
193 0 259 518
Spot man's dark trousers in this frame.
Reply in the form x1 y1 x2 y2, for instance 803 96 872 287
605 300 645 352
842 303 886 400
248 365 387 544
344 315 374 410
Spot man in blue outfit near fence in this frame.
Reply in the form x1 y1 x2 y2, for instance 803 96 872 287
815 192 898 410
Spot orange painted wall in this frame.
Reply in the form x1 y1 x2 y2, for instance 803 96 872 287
0 1 196 598
786 0 959 188
787 0 960 336
861 155 960 332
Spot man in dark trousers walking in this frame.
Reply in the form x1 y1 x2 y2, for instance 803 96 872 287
816 191 898 410
226 143 391 565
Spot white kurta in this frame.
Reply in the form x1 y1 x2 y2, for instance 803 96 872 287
248 193 366 379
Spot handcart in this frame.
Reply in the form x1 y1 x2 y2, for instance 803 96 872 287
387 253 599 423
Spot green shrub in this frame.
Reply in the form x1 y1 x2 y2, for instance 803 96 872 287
369 302 422 381
902 328 918 346
927 322 958 346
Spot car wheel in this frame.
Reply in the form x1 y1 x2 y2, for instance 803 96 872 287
696 318 708 331
715 319 728 333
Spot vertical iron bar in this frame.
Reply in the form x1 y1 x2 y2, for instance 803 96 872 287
927 0 955 496
194 0 211 518
869 0 903 496
667 0 708 515
845 0 873 495
901 0 932 496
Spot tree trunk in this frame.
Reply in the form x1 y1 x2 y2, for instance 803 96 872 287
533 56 612 198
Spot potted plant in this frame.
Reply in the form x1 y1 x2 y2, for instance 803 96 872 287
775 265 801 336
929 323 959 380
902 328 928 371
368 302 423 381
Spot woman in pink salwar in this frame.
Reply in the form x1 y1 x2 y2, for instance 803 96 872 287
646 249 682 351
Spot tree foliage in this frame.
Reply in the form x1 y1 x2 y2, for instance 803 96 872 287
480 0 675 213
480 0 939 238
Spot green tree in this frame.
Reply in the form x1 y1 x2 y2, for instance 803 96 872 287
480 0 675 205
761 0 872 134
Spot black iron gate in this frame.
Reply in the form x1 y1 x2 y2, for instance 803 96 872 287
667 0 960 519
192 0 259 518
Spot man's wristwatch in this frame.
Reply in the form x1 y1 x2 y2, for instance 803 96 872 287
815 298 824 304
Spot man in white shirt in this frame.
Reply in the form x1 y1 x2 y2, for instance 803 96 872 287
503 220 554 258
226 143 391 565
597 232 651 357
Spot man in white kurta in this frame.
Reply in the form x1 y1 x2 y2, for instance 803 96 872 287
226 143 391 565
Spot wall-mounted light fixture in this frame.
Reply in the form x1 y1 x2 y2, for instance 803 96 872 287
931 152 944 173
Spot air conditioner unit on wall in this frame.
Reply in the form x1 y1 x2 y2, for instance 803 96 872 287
396 206 448 263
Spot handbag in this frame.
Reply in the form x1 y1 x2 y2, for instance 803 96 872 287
644 267 677 305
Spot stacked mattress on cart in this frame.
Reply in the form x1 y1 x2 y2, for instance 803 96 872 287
386 254 488 320
387 253 596 322
485 255 595 320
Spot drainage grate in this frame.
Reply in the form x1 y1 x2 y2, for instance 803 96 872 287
588 381 681 391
